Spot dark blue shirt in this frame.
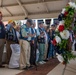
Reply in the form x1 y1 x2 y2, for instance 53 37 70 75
38 27 45 43
0 21 5 39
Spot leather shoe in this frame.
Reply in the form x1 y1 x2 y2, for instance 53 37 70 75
0 65 5 68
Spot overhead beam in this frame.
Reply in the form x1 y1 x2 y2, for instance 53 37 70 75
0 0 62 8
68 0 72 1
4 7 13 16
16 0 28 17
3 10 61 17
3 12 59 21
37 0 40 3
68 0 75 2
42 0 49 12
29 10 61 15
0 0 3 7
29 11 59 19
3 10 61 21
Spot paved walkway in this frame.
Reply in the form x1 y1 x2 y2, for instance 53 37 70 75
0 68 23 75
0 58 59 75
0 58 76 75
47 59 76 75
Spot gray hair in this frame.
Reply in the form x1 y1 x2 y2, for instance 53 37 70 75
27 19 33 25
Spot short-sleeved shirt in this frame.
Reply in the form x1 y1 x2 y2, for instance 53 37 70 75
20 24 31 41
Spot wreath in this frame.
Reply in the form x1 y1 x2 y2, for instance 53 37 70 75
52 2 76 64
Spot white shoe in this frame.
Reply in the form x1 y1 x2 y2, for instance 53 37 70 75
39 61 44 64
42 61 46 64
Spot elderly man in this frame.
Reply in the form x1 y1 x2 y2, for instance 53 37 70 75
29 21 37 66
19 19 33 69
37 20 46 64
0 11 5 68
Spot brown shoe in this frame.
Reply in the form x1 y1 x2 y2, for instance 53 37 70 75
0 65 5 68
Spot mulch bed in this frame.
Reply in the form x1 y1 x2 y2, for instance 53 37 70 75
17 58 59 75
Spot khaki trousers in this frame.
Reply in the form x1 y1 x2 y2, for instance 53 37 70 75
44 42 48 60
19 40 30 69
0 39 5 65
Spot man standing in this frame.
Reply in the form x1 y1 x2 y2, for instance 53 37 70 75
0 11 5 67
48 24 56 59
37 20 46 64
30 21 37 66
19 19 33 69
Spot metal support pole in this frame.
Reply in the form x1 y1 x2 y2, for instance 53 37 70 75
62 64 67 75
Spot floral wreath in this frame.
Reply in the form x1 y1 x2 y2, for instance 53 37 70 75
52 2 76 64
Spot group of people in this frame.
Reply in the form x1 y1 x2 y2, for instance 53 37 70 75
0 11 76 70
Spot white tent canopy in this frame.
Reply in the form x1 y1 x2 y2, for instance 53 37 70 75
0 0 75 21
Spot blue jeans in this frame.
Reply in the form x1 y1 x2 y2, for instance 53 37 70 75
48 43 55 58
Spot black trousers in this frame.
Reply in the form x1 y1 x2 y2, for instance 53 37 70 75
30 39 37 65
74 43 76 51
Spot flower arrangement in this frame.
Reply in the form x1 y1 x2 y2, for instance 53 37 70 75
52 2 76 64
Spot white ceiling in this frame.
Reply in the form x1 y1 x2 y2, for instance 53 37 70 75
0 0 73 21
